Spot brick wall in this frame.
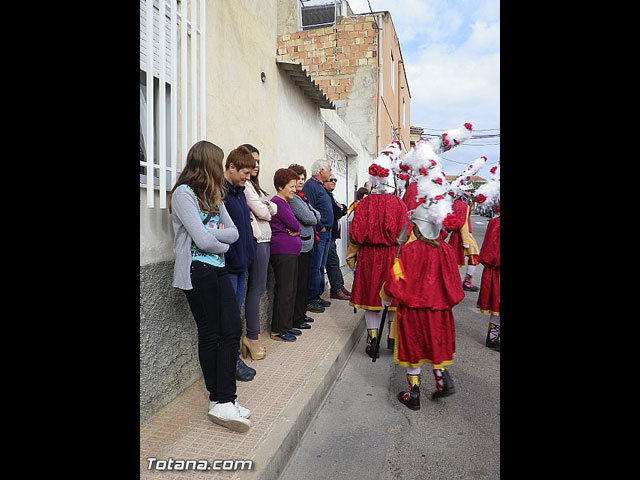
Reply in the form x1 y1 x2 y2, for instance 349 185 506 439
276 15 378 101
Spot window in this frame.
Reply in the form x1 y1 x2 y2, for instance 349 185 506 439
140 0 206 208
325 137 347 177
324 137 349 267
390 50 394 93
300 0 346 30
140 70 173 189
402 97 405 128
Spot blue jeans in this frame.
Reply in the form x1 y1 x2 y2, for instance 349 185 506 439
308 230 331 302
227 269 247 312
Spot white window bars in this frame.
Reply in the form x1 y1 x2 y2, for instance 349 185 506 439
140 0 206 209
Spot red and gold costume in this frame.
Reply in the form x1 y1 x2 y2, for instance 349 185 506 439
348 193 407 312
448 199 479 267
477 215 500 315
380 231 464 369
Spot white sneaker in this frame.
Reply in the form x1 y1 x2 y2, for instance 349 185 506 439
209 401 251 419
234 401 251 418
207 402 251 432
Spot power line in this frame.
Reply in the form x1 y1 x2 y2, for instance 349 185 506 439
459 143 500 146
440 156 474 165
440 156 500 167
421 126 500 132
420 133 500 139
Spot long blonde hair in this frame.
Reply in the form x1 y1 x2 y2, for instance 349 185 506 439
169 141 225 213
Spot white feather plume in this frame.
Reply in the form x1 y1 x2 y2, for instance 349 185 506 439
448 156 487 197
430 123 474 155
475 164 500 207
368 141 403 188
413 152 453 226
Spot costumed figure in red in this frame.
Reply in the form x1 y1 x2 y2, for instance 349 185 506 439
399 125 474 245
380 143 464 410
447 155 487 291
348 141 407 357
474 164 500 350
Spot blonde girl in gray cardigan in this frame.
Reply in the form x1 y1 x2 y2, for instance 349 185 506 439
169 140 252 433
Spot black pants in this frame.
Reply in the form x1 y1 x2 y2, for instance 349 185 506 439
325 238 345 295
183 261 241 403
270 253 299 334
293 250 312 326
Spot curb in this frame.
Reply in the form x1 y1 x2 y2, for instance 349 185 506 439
237 310 365 480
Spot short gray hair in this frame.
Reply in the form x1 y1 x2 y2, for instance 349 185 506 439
310 159 331 176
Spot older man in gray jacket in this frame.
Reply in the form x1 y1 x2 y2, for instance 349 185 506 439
288 164 323 327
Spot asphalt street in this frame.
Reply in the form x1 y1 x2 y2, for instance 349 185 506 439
280 214 499 480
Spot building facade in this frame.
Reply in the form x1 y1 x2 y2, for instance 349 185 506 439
277 0 411 185
140 0 378 423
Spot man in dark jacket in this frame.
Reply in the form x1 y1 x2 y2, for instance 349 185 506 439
323 174 350 300
302 159 334 311
223 145 258 381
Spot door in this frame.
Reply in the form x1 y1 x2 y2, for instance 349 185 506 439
325 138 348 267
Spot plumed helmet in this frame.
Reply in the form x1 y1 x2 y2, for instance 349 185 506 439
368 141 403 194
448 156 487 200
474 164 500 208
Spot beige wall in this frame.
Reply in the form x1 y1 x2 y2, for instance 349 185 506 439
140 0 378 423
142 0 281 265
205 0 278 160
378 12 411 152
141 0 357 265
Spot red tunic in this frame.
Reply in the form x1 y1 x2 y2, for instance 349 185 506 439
448 199 478 266
383 238 464 369
349 194 407 311
477 216 500 315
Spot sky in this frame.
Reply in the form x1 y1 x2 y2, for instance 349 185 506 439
345 0 500 180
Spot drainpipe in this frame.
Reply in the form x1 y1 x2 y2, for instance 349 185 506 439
376 13 382 155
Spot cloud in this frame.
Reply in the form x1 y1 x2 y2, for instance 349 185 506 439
406 49 500 114
346 0 500 173
347 0 465 44
465 20 500 52
347 0 500 114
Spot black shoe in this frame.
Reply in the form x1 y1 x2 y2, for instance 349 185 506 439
431 370 456 400
238 357 256 375
387 337 395 350
316 298 331 307
306 302 325 313
271 332 297 342
462 282 479 292
398 385 420 410
485 335 500 351
304 315 315 323
236 357 256 382
293 322 311 329
485 324 500 351
288 328 302 336
365 336 380 359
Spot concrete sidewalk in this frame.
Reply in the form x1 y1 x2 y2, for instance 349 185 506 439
140 271 363 479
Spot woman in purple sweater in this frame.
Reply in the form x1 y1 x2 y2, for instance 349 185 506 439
269 168 303 342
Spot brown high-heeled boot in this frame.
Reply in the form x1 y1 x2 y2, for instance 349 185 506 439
241 336 266 360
